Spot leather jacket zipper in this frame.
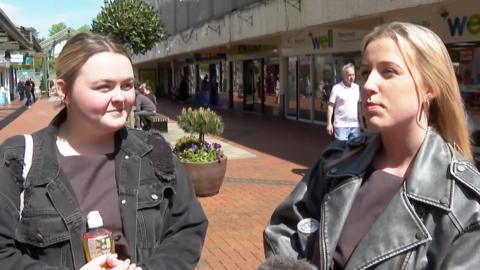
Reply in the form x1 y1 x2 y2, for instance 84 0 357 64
319 202 327 270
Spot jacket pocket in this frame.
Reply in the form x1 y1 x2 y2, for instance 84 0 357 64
136 181 172 248
15 208 70 266
15 208 70 247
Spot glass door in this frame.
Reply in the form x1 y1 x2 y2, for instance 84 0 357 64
298 56 313 121
313 55 335 123
286 56 298 119
243 60 255 111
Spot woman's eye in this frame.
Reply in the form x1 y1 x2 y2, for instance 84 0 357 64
121 84 134 91
360 70 370 79
95 85 111 92
382 68 396 76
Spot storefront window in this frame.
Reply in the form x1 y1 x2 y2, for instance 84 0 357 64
286 56 297 118
313 55 335 123
449 46 480 159
233 61 243 110
298 56 312 121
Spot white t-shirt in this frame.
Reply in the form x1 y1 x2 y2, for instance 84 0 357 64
328 81 360 128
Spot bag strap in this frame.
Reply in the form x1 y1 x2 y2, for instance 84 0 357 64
19 134 33 219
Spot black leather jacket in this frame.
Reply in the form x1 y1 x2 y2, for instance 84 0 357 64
264 129 480 269
0 123 208 270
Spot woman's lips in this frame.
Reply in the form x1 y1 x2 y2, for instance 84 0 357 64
365 101 382 112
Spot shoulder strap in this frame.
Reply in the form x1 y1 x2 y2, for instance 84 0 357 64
19 134 33 219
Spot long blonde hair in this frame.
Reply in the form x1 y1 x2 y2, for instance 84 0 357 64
362 22 472 161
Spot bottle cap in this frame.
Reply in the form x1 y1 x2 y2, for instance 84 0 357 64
87 211 104 229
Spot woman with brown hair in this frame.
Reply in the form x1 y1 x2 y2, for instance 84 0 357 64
264 22 480 269
0 33 207 269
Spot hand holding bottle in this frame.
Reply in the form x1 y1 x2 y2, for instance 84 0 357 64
79 253 142 270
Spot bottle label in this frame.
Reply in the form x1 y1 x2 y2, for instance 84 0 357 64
85 234 112 261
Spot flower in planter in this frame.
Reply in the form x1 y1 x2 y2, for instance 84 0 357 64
174 107 225 163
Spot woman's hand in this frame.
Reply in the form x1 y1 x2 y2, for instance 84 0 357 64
79 254 143 270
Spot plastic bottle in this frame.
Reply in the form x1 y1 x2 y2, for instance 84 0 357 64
82 211 115 262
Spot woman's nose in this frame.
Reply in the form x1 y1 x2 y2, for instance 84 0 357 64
111 86 126 102
362 71 379 95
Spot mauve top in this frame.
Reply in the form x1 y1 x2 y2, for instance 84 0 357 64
332 168 405 269
57 149 130 259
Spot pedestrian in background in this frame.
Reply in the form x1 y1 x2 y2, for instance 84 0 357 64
144 84 157 105
25 78 36 103
24 79 32 107
0 32 207 270
17 80 25 101
264 22 480 269
326 63 361 141
134 85 157 129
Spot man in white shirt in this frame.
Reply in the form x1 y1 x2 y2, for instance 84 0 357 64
326 63 361 141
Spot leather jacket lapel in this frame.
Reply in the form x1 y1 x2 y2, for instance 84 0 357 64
321 177 362 270
344 189 431 270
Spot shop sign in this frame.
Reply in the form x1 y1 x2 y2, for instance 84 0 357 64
446 14 480 37
309 30 333 50
281 27 367 56
384 0 479 43
10 53 23 63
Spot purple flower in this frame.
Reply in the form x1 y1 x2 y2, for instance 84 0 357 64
204 141 211 148
213 143 222 149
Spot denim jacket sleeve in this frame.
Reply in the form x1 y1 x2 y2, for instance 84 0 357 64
0 136 68 270
139 158 208 270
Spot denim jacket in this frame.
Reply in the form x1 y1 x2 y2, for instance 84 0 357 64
264 129 480 269
0 123 208 270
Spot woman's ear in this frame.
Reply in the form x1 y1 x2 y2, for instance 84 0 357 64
55 79 68 104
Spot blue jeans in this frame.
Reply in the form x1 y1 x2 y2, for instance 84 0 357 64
334 127 361 141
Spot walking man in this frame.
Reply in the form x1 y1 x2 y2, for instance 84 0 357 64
326 63 361 141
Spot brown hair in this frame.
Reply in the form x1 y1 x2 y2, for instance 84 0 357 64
56 32 131 90
362 22 472 160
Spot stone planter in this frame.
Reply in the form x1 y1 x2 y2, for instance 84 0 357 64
182 158 227 197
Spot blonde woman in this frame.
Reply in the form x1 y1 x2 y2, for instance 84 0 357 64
264 22 480 269
0 33 207 269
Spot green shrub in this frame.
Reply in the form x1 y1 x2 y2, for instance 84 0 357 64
174 108 225 163
177 107 224 143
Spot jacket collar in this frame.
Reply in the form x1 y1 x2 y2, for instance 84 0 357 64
114 127 153 158
29 122 154 187
404 129 455 211
326 128 455 211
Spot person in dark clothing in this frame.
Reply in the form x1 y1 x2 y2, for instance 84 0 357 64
17 80 25 101
25 78 36 103
143 84 157 105
24 80 32 107
134 87 157 129
0 32 207 270
264 22 480 269
177 76 189 102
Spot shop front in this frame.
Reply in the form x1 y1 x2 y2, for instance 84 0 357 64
227 45 279 115
281 27 368 124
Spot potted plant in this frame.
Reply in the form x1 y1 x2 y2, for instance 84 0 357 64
174 107 227 197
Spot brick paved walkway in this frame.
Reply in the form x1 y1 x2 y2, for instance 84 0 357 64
0 97 332 269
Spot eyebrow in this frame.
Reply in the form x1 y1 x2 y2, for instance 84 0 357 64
92 78 134 84
361 61 403 69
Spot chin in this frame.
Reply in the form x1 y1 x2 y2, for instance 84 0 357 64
100 119 127 132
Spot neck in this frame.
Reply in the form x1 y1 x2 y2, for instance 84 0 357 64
57 118 115 156
374 123 427 178
344 81 352 87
